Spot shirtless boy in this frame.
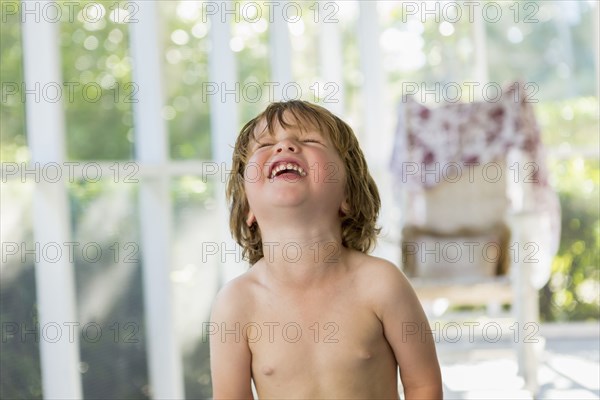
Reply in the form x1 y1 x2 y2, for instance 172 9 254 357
210 100 442 399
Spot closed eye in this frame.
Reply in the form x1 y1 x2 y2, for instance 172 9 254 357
257 142 273 149
302 139 321 144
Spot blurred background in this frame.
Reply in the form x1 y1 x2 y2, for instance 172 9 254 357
1 0 598 399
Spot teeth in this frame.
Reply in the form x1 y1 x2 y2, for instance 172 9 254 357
269 162 307 179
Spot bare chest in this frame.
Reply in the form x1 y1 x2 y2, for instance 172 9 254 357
247 289 397 391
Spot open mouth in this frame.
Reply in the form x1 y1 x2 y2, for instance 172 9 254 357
269 162 307 179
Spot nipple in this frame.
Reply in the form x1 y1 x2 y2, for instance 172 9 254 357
261 365 274 376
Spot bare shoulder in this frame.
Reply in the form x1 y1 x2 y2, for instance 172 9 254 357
347 250 419 317
349 251 412 291
210 264 261 322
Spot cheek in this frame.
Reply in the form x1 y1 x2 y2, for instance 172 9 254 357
316 163 346 205
309 151 338 179
243 181 259 212
243 150 268 180
318 157 346 187
243 161 263 183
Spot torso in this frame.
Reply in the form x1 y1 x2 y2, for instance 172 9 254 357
240 252 401 399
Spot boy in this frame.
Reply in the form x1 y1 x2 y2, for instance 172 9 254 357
210 100 442 399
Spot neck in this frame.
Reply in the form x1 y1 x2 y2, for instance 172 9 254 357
258 216 346 288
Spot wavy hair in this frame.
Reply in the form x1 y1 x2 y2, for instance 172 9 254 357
226 100 381 265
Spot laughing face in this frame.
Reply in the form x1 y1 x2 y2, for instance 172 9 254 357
243 112 348 226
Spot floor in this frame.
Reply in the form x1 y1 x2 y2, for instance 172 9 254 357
431 321 600 399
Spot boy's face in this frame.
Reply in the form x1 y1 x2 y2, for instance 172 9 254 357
243 113 347 226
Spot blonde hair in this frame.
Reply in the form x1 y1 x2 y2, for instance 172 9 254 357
226 100 381 265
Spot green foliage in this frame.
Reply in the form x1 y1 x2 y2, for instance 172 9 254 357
486 1 597 100
159 2 212 160
58 0 135 160
535 99 599 321
540 158 600 321
233 0 270 124
536 97 599 149
0 2 27 163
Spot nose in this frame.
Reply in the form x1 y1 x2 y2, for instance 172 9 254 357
275 138 297 153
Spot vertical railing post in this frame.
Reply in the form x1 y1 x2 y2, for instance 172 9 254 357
269 0 293 95
357 2 385 165
21 1 83 398
208 0 243 287
129 2 184 398
318 1 345 115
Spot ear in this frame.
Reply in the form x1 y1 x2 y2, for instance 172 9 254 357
340 199 350 216
246 210 256 227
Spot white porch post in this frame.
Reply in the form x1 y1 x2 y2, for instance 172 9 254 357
129 2 184 398
269 0 293 93
357 2 399 263
509 212 541 394
318 1 345 115
357 1 385 166
21 1 82 398
208 1 243 286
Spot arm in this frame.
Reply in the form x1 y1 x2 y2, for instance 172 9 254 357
209 283 254 399
373 260 443 399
